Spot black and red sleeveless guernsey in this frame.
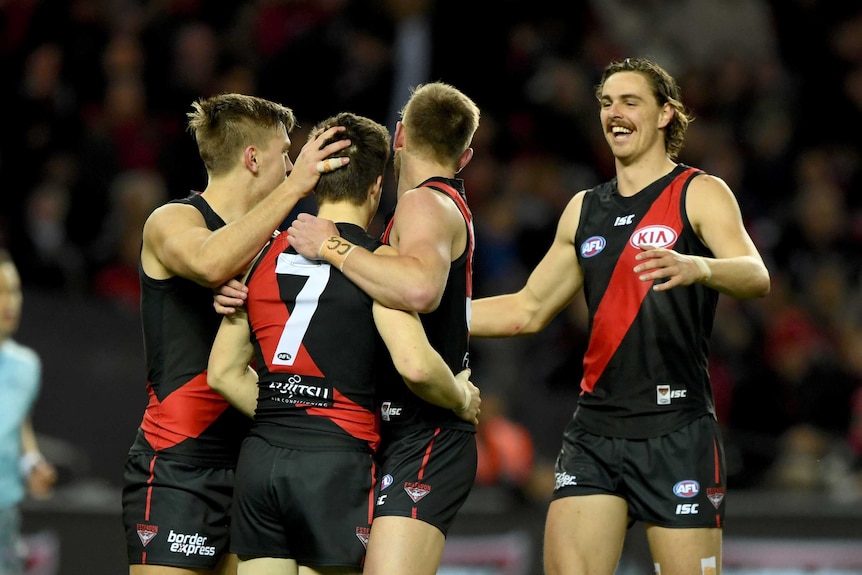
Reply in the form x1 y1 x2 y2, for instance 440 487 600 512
244 223 384 452
376 176 475 435
130 192 250 466
573 164 719 439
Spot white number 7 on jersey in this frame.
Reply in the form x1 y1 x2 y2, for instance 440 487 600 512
272 253 331 366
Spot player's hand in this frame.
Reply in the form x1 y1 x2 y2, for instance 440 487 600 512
453 368 481 425
633 244 709 291
213 278 248 315
287 213 340 260
28 459 57 500
286 126 350 197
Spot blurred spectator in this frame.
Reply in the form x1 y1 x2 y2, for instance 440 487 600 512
474 393 546 501
2 41 81 265
7 154 87 293
90 170 167 312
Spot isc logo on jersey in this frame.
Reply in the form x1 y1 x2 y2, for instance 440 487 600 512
380 402 402 422
629 225 677 249
656 384 686 405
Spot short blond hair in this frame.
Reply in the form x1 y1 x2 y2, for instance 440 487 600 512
400 82 480 172
187 93 296 176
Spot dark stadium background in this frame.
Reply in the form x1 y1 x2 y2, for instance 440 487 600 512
3 1 861 573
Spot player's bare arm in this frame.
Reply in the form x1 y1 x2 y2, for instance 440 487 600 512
141 202 264 286
290 186 463 312
373 301 480 425
207 309 259 418
384 187 466 311
143 127 351 287
471 191 586 337
634 174 770 298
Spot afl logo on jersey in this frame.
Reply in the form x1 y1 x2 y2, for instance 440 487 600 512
630 225 678 249
580 236 606 258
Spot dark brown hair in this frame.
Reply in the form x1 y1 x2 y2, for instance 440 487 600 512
311 112 391 205
596 58 692 159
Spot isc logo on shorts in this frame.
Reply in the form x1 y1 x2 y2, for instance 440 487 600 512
675 503 699 515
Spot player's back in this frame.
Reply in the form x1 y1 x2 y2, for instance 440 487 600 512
246 224 384 452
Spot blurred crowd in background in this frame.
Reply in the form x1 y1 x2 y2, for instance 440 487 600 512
1 0 861 504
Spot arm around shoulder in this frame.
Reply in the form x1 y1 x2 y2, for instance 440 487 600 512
344 188 460 312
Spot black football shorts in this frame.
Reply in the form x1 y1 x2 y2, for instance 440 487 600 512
230 435 375 568
122 453 234 569
552 414 726 528
374 427 478 535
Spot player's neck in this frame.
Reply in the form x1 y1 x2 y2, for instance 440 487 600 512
396 158 453 198
317 203 369 230
201 175 257 223
615 155 677 197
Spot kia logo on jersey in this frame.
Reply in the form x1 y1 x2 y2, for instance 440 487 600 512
629 225 678 249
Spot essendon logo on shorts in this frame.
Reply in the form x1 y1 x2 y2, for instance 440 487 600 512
707 487 725 509
136 524 158 547
404 481 431 503
355 527 370 548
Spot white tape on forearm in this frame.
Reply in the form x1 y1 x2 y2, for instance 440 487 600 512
455 386 471 414
692 256 712 282
20 452 44 476
337 245 355 272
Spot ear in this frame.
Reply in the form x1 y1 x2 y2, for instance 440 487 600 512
657 103 674 130
370 175 383 202
244 146 259 173
456 147 474 174
393 121 405 151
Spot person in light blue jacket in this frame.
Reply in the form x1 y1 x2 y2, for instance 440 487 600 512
0 248 57 575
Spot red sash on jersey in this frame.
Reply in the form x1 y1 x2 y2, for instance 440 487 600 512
141 372 230 449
